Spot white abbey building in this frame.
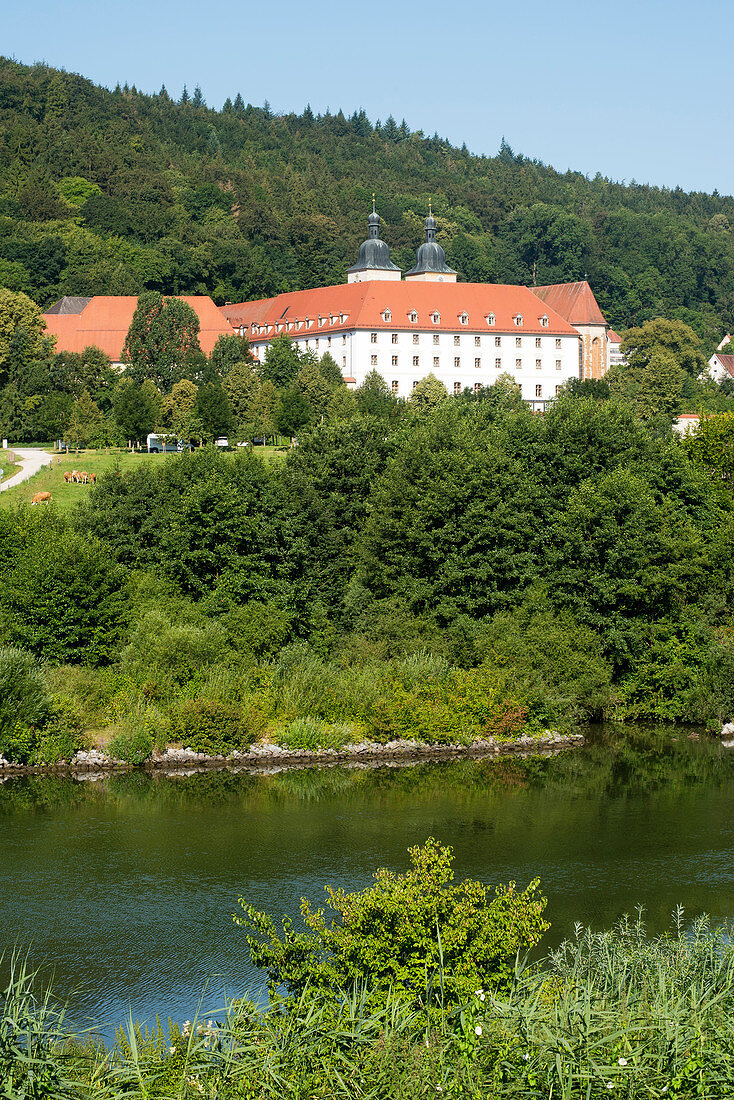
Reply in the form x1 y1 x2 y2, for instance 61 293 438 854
223 205 613 409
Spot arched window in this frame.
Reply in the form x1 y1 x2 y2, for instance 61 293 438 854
431 311 441 324
486 313 496 327
408 310 418 323
513 314 523 327
459 312 469 325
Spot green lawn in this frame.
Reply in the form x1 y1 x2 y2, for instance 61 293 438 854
0 444 288 512
0 450 20 483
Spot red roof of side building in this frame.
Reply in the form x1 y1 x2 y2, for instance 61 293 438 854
531 281 607 327
608 329 623 344
221 281 580 338
43 295 234 359
715 354 734 378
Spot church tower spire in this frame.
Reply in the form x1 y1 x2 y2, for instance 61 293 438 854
405 203 457 282
347 198 402 283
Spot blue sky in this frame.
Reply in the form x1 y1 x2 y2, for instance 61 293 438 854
5 0 732 195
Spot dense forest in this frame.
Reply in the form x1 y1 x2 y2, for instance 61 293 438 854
1 57 734 345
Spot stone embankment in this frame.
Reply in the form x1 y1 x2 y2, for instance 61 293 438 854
0 732 584 775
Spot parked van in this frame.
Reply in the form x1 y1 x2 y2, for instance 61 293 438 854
147 433 185 454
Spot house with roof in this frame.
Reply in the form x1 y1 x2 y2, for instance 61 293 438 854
708 334 734 384
223 205 613 408
43 295 233 366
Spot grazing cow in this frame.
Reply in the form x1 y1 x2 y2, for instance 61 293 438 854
79 471 89 484
88 472 96 484
63 471 74 483
71 470 81 483
31 491 52 505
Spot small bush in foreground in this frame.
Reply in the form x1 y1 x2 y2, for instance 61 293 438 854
238 838 549 1008
170 698 261 754
0 645 51 737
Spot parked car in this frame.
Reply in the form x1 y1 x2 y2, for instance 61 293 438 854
146 433 185 454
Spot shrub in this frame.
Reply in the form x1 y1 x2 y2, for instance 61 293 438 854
0 646 51 737
275 718 358 751
0 723 39 764
238 838 549 1009
170 698 261 755
108 726 154 766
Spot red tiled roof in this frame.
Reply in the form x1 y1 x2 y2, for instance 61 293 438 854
43 295 233 359
531 281 607 327
221 281 580 338
608 329 623 343
715 354 734 378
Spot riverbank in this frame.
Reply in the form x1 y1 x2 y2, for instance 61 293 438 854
0 730 585 775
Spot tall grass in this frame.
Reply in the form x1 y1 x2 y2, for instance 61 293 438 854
10 913 734 1097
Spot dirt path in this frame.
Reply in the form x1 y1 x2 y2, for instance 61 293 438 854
0 447 55 492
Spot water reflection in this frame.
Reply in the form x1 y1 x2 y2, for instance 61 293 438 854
1 729 733 1035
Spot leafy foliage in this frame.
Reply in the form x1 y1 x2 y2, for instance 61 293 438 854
238 838 549 1006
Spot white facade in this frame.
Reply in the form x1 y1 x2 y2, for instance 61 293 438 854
250 325 581 408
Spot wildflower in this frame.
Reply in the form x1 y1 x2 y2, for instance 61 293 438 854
618 1058 628 1066
523 1053 530 1061
474 1025 482 1036
606 1084 614 1091
169 1046 176 1055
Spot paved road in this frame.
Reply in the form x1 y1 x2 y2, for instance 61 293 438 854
0 447 55 493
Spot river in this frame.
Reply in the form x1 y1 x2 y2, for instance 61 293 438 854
2 729 733 1036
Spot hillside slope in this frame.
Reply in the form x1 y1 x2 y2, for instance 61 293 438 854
1 57 733 343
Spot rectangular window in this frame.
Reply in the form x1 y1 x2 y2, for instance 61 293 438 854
516 358 522 368
555 359 562 370
392 354 398 366
412 381 418 389
342 335 347 345
495 357 501 369
371 354 377 366
315 339 319 348
453 381 461 395
454 335 460 346
413 355 419 367
433 356 440 367
517 383 522 393
474 382 481 394
392 380 399 394
391 333 398 344
413 334 419 345
555 384 562 395
343 356 346 368
535 337 541 348
555 338 561 349
515 336 522 347
495 336 501 347
454 356 460 368
535 384 542 397
328 336 331 346
474 336 481 347
474 357 481 368
371 332 377 344
536 358 541 369
433 334 439 345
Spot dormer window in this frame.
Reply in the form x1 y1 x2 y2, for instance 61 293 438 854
486 313 496 327
408 310 418 323
382 309 392 323
539 315 549 328
431 311 440 324
514 314 523 327
459 312 469 325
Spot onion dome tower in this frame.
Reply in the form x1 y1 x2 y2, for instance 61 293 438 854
347 196 402 283
405 202 457 282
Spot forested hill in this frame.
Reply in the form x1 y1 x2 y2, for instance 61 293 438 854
2 56 734 344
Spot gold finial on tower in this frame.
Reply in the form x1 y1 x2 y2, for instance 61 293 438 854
372 192 376 213
428 197 432 216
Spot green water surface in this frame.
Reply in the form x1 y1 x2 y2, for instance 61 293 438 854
2 730 733 1034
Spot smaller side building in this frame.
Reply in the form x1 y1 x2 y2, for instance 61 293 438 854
531 281 609 379
43 295 233 365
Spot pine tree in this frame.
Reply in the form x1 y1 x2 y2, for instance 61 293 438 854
192 84 205 108
180 84 190 105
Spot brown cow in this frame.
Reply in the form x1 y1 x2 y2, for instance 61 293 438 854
63 471 74 483
79 472 89 484
88 472 96 484
31 491 52 505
